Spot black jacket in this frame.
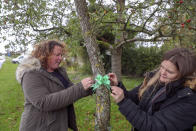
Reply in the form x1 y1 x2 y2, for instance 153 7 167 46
117 78 196 131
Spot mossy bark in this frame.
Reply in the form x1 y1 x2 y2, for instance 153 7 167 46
74 0 110 130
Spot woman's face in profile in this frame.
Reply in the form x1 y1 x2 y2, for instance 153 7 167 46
159 60 180 83
47 45 63 72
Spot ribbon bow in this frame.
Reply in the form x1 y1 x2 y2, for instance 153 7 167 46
91 74 111 92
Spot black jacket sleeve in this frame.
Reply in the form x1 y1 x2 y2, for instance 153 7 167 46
118 81 141 105
117 93 196 131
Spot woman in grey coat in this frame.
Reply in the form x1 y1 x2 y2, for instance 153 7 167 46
16 40 93 131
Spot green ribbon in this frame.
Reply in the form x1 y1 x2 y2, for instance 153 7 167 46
91 74 111 92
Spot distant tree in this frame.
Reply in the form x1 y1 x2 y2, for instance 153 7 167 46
67 0 196 80
168 0 196 48
0 0 73 51
96 0 196 80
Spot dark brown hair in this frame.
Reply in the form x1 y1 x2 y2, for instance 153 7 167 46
163 48 196 77
31 40 65 68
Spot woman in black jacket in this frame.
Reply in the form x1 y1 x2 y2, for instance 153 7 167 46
109 48 196 131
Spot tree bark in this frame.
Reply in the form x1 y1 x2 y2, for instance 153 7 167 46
74 0 110 130
112 0 126 81
111 47 122 81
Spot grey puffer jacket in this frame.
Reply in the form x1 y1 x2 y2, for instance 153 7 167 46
16 56 90 131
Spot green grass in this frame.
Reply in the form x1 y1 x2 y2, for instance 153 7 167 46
0 60 196 131
0 60 24 131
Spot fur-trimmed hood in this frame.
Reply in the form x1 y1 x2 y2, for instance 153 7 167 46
16 56 41 84
184 73 196 90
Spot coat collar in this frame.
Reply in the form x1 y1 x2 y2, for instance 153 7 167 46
143 78 193 109
39 68 65 88
16 56 41 84
16 56 69 88
165 78 185 97
153 78 193 103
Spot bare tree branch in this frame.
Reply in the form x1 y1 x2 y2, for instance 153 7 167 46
142 7 160 30
116 35 171 48
29 23 71 36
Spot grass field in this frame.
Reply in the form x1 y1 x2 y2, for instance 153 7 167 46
0 59 195 131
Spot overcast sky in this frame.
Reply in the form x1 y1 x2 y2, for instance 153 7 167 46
0 43 6 54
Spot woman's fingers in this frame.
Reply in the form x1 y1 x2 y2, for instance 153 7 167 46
108 73 118 86
110 86 125 103
81 77 94 90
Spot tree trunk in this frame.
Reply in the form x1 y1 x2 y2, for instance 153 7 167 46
111 47 122 81
112 0 125 81
74 0 110 130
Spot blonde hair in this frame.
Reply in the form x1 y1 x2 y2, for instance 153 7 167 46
138 70 160 99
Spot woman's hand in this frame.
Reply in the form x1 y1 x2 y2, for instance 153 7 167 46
108 73 118 86
111 86 125 103
81 77 94 90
